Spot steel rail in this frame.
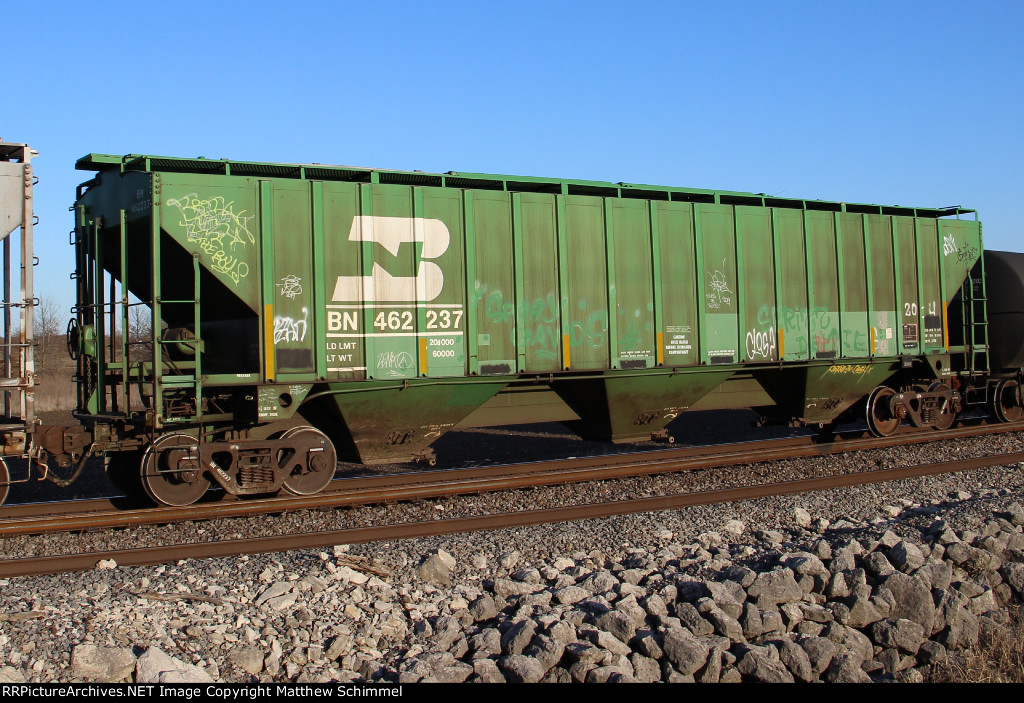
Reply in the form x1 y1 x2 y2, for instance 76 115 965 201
0 437 817 520
1 435 815 519
1 420 1022 535
4 419 1019 525
1 450 1021 578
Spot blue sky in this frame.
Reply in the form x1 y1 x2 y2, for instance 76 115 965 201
6 1 1023 310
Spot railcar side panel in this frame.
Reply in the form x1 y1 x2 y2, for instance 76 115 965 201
699 204 738 365
916 218 944 353
610 198 655 369
519 193 561 372
807 211 839 360
469 190 515 375
867 214 897 356
268 180 316 378
420 187 466 379
564 196 608 371
655 202 699 367
775 209 809 361
737 206 776 363
143 172 987 392
895 216 921 356
365 184 415 380
323 181 362 379
838 214 869 359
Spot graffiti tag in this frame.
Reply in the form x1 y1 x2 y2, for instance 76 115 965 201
943 233 959 257
705 260 733 309
376 351 414 375
166 194 255 285
745 326 776 360
274 308 308 344
277 274 303 299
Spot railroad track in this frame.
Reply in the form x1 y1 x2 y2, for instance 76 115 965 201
1 419 1022 577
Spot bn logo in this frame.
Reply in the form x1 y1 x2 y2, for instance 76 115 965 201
332 216 449 302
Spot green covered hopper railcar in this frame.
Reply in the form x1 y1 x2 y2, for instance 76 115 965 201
64 153 1012 505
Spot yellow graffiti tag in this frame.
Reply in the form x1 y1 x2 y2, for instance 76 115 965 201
166 193 255 285
827 364 872 375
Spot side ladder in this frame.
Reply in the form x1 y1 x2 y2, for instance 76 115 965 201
963 259 990 407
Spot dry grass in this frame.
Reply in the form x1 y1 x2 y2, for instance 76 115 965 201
1 334 78 414
34 371 76 412
933 607 1024 683
34 349 77 413
30 348 149 416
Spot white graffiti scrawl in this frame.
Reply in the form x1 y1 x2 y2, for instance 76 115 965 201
376 351 414 378
745 326 777 360
706 260 734 309
943 233 959 257
274 308 308 344
276 274 303 299
166 194 255 285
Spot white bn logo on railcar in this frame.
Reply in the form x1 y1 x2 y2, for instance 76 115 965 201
332 216 450 302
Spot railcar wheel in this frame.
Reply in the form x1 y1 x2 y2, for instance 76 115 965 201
0 458 9 508
106 450 145 497
280 426 337 496
140 434 209 506
866 386 900 437
928 383 957 431
992 379 1024 423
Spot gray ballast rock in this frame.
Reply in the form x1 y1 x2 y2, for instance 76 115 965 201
1 476 1024 684
392 505 1024 683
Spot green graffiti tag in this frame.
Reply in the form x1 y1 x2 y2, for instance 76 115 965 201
477 287 609 361
755 305 872 356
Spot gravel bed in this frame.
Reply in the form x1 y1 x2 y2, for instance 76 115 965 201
0 413 1021 683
